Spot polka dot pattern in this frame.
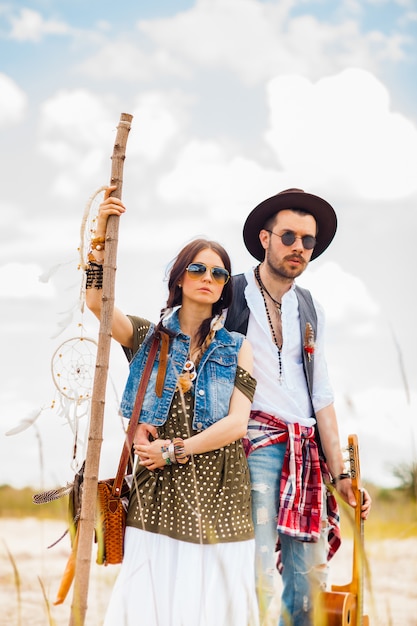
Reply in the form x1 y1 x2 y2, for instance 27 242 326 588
126 317 255 544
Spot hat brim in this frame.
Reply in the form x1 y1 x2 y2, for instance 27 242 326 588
243 189 337 261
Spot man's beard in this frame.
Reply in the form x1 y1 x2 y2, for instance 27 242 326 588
265 251 307 280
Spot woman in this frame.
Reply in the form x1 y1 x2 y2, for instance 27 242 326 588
85 188 259 626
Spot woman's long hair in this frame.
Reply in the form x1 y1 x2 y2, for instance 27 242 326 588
163 238 233 345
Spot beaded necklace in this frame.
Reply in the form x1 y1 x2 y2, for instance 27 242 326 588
177 314 222 394
254 266 282 315
178 344 203 393
254 265 283 383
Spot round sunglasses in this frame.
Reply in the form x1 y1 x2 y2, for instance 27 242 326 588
186 262 230 285
266 229 316 250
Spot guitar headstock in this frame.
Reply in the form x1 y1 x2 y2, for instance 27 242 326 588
347 433 361 492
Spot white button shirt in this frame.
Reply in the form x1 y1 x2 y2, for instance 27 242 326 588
244 267 334 427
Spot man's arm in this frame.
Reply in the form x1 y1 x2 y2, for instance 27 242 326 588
316 403 372 519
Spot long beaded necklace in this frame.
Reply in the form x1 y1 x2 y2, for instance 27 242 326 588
254 265 282 315
254 265 283 384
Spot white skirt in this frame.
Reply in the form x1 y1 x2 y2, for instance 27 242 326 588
103 527 259 626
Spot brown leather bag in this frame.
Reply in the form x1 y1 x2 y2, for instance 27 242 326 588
53 327 170 603
95 330 165 565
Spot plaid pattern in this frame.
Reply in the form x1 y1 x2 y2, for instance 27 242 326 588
244 410 341 574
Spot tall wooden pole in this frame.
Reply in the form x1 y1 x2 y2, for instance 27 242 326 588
69 112 133 626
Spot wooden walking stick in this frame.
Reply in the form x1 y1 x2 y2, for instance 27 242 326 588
68 112 133 626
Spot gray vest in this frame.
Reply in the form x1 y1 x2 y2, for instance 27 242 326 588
224 273 317 409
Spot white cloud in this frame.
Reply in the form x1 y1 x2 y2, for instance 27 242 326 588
0 73 27 127
135 0 407 84
78 41 189 82
264 68 417 199
9 8 70 42
157 139 289 218
39 89 116 149
0 263 55 299
128 91 187 160
38 89 121 196
298 261 380 328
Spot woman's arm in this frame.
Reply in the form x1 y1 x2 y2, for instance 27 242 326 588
136 339 254 469
184 339 253 454
85 186 134 349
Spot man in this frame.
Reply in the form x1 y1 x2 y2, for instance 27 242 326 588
225 188 371 626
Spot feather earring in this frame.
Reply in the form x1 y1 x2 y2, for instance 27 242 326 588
304 322 315 362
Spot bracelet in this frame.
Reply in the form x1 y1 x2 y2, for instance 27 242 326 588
87 251 103 263
168 442 177 464
85 262 103 289
331 472 350 485
161 445 171 465
91 235 105 251
161 443 177 466
173 437 190 464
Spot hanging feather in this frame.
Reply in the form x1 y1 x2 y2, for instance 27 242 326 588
32 482 74 504
32 461 85 551
303 322 315 362
5 407 45 436
50 302 82 339
39 260 72 283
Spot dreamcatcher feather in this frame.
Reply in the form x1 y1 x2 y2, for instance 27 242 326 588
23 188 109 527
8 187 109 475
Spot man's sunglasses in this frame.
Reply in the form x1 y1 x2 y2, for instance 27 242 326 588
186 262 230 285
266 229 316 250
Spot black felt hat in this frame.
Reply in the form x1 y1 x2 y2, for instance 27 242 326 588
243 188 337 261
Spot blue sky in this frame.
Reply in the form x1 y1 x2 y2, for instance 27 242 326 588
1 0 417 489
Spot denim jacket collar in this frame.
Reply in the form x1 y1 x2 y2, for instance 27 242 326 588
160 307 234 348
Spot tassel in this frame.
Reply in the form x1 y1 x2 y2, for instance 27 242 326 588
53 526 79 605
177 372 194 394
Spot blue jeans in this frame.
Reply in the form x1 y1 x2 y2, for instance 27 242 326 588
247 444 329 626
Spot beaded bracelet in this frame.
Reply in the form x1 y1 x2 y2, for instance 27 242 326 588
161 443 177 465
331 472 350 485
91 235 106 251
173 437 190 464
85 262 103 290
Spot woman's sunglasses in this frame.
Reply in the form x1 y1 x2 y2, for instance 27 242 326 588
266 229 316 250
186 262 230 285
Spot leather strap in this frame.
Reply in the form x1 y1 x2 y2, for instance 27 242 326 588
155 329 169 397
111 331 163 497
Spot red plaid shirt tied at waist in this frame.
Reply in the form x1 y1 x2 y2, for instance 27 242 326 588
244 410 341 572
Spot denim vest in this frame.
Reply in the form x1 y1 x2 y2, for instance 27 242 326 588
120 310 244 432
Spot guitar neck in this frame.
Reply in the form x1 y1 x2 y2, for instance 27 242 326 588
331 435 369 626
352 489 365 624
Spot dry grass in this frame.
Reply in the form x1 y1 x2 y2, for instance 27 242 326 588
340 483 417 541
1 486 416 625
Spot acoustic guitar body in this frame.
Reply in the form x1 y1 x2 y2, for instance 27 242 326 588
319 591 356 625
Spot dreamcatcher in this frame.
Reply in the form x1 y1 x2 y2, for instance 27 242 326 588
50 335 98 465
6 186 109 472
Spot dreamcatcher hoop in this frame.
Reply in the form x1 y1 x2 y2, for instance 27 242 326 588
51 336 98 402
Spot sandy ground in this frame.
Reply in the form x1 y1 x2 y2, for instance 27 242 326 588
0 517 416 626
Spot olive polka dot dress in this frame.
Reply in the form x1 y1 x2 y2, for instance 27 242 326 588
103 317 260 626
